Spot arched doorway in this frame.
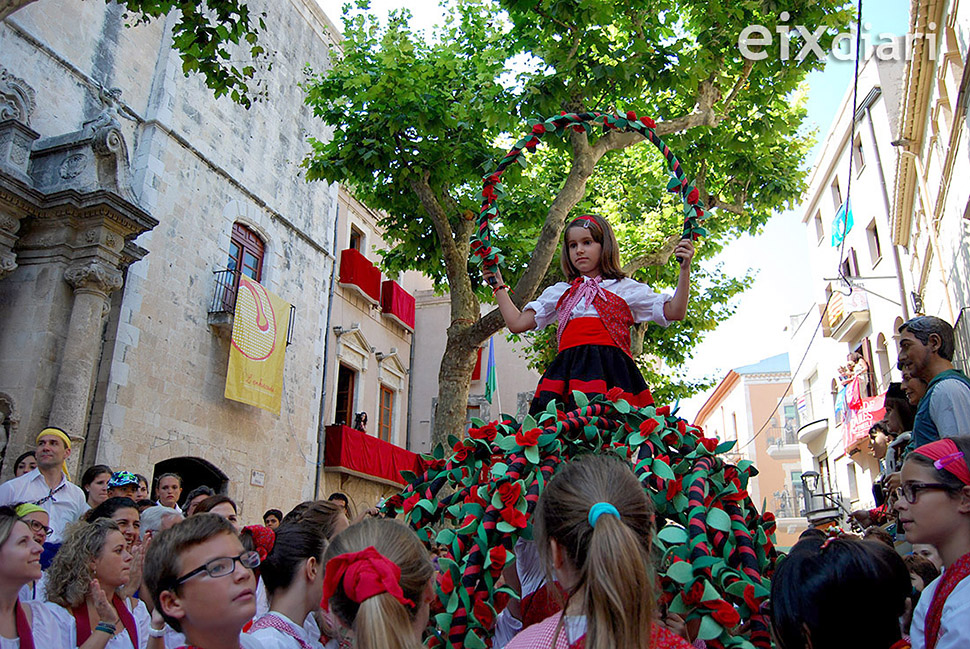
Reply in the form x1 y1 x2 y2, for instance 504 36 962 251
152 457 229 508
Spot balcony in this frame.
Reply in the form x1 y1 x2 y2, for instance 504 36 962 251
827 289 870 343
338 248 381 304
323 424 425 487
207 268 238 333
380 279 415 331
766 427 801 460
801 490 846 526
795 390 828 443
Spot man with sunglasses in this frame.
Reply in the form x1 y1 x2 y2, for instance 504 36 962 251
144 513 266 649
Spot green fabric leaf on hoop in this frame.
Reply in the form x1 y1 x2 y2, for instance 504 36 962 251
524 444 539 464
667 178 682 192
707 507 732 532
715 440 736 454
573 391 589 407
666 561 694 584
657 525 688 545
652 458 675 481
697 615 724 641
465 631 487 649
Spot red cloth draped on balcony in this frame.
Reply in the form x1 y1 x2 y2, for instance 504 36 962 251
339 248 381 303
324 425 425 485
381 280 415 331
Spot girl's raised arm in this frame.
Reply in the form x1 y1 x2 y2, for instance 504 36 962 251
663 239 694 322
483 267 537 333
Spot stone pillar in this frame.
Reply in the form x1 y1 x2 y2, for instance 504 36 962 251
47 260 123 459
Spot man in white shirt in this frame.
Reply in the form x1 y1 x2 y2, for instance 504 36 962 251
0 428 88 550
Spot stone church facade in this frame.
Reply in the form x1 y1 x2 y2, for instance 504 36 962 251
0 0 343 518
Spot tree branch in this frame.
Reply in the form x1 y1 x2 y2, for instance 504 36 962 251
621 233 682 274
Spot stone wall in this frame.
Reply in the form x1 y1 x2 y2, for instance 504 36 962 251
0 0 342 520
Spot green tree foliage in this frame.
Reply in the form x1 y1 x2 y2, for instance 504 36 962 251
120 0 267 107
2 0 267 107
303 0 854 444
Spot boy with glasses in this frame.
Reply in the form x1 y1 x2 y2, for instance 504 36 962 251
144 513 264 649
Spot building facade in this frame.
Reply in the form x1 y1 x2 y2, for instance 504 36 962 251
0 0 346 519
788 52 919 527
890 0 970 368
693 353 805 549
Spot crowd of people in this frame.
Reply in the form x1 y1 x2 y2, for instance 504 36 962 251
0 208 969 649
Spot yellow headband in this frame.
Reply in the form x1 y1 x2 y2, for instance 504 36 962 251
15 503 47 518
35 427 72 479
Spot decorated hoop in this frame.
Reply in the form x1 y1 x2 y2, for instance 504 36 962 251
470 110 709 271
383 393 776 649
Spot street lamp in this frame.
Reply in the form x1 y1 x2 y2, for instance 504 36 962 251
801 470 821 494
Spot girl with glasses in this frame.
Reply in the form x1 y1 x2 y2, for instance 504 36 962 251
43 518 149 649
0 506 59 648
13 503 51 603
893 436 970 649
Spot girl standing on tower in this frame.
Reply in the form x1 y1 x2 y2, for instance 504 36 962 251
485 214 693 414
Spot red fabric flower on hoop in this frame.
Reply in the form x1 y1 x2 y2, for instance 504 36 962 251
707 600 741 628
321 546 414 611
470 423 498 443
515 428 541 448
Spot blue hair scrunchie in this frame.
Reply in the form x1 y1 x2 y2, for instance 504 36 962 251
588 502 620 528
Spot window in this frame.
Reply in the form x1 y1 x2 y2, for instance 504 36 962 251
334 364 356 427
847 463 859 501
830 178 843 212
814 210 824 244
818 453 832 493
349 226 364 252
229 223 264 282
219 223 265 311
852 137 866 175
866 219 882 266
839 248 860 278
378 385 394 442
730 412 738 441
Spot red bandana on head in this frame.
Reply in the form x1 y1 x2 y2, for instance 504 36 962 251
911 439 970 485
242 525 276 561
321 546 414 611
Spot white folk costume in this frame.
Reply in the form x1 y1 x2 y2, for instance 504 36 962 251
523 276 671 415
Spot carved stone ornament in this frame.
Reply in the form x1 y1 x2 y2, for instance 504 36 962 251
0 67 36 126
64 260 123 295
59 153 87 180
0 250 16 279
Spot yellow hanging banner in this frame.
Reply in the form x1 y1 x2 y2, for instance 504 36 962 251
225 276 290 414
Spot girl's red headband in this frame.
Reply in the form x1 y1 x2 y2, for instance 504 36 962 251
570 215 597 229
912 439 970 485
321 546 414 611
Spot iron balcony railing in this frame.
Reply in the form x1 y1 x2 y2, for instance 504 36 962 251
209 268 239 314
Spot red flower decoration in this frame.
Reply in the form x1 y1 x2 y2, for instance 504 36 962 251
606 387 625 402
498 482 522 509
682 580 705 607
470 423 498 443
666 476 683 499
626 110 637 121
488 546 508 575
687 187 700 204
640 116 657 128
473 593 495 628
402 493 421 514
465 487 488 507
515 428 541 447
639 419 659 435
439 570 455 595
708 600 741 628
699 437 718 452
452 441 471 463
500 507 528 529
656 406 671 416
531 124 546 135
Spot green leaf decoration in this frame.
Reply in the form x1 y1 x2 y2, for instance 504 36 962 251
666 561 694 584
715 440 737 454
657 525 688 545
697 615 724 641
524 445 539 464
465 631 487 649
707 507 732 532
572 391 589 408
652 458 675 481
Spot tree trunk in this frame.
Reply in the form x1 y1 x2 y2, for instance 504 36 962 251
433 333 480 447
0 0 36 21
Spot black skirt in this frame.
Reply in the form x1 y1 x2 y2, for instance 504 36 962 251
529 344 654 415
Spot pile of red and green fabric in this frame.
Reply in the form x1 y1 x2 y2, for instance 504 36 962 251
383 391 777 649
